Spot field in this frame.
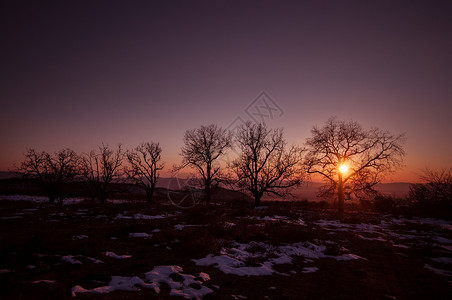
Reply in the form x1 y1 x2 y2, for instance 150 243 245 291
1 193 452 299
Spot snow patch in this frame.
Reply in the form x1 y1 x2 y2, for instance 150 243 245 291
193 240 364 276
431 257 452 265
33 279 56 284
104 251 131 259
115 213 179 220
72 265 212 299
302 267 319 273
424 264 452 276
174 224 202 230
72 235 88 240
129 232 153 238
61 255 82 265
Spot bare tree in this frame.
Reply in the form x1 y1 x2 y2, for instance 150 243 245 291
176 124 232 204
231 121 305 207
409 168 452 209
305 117 405 219
20 148 79 204
125 142 164 203
80 144 123 202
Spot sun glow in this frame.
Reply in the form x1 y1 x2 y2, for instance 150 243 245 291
339 164 348 173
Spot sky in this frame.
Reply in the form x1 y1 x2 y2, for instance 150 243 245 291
1 0 451 182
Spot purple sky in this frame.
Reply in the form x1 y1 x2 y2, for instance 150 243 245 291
1 1 452 181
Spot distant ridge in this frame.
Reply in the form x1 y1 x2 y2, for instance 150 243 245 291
0 171 21 180
0 173 412 201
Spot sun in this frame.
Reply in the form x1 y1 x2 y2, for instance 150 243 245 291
339 164 348 173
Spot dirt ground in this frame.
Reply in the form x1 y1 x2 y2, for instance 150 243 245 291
1 197 451 299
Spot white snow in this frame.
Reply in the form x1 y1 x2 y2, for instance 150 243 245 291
129 232 152 238
431 257 452 265
33 279 56 284
198 272 210 281
392 243 410 249
115 213 179 220
104 251 131 259
231 295 247 299
0 195 86 204
424 264 452 276
193 240 364 276
0 216 22 220
86 256 103 264
114 213 132 219
174 224 202 230
61 255 82 265
240 215 306 226
195 254 274 276
132 213 166 220
302 267 319 273
72 235 88 240
72 265 213 299
432 236 452 244
356 234 387 242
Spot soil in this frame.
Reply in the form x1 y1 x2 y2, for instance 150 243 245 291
0 197 451 299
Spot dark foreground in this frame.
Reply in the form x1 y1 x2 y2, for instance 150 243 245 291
1 197 452 299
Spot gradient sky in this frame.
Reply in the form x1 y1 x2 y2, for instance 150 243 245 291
1 0 452 181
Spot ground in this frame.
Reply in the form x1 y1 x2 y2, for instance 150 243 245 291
0 196 452 299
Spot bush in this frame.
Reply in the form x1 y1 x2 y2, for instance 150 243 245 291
408 168 452 218
373 194 395 213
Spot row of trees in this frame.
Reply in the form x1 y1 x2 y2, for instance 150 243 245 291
21 143 162 204
21 118 407 218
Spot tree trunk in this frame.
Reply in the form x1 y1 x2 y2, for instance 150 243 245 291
145 185 154 203
254 194 262 207
99 191 106 203
337 175 345 221
204 187 211 205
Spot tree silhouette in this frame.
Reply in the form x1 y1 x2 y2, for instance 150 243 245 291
231 121 305 207
176 124 232 204
305 117 405 219
125 142 163 203
80 144 123 202
20 148 79 204
409 168 452 210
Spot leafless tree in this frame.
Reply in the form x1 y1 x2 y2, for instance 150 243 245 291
305 117 405 219
125 142 164 203
409 168 452 208
175 124 232 204
80 144 124 202
231 121 305 207
20 148 79 204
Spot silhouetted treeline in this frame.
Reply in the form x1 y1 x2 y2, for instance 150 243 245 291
13 118 451 219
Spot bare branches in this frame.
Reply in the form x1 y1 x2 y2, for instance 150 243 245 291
410 168 452 208
231 121 305 206
125 142 163 202
176 124 232 203
20 148 79 204
80 144 123 202
305 117 406 218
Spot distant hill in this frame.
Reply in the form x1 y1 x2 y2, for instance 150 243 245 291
158 178 412 201
0 171 21 180
0 173 412 202
286 182 411 201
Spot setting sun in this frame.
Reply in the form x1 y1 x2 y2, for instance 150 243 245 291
339 164 348 173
